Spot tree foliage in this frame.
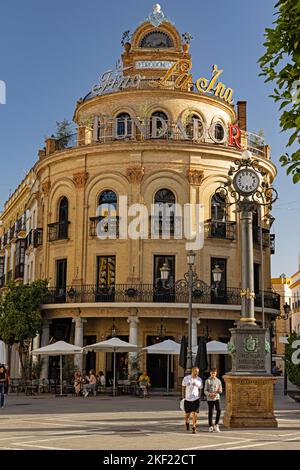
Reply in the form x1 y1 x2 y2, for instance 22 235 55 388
285 331 300 388
0 280 48 378
54 119 74 148
259 0 300 183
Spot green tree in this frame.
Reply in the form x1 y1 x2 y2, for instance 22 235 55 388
285 331 300 388
0 280 48 380
54 119 74 149
259 0 300 183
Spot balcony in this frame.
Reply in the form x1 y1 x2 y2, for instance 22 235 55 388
205 219 237 241
43 284 280 310
15 218 27 238
26 228 43 249
253 226 270 248
48 221 69 242
15 263 24 279
89 216 119 238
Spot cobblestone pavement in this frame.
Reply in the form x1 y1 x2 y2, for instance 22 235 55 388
0 381 299 450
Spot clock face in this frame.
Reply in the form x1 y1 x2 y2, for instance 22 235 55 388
233 169 259 195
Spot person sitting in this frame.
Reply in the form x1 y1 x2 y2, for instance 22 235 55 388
97 371 106 387
138 371 151 398
74 371 83 396
83 370 97 397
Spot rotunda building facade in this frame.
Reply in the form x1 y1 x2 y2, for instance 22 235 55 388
31 8 279 388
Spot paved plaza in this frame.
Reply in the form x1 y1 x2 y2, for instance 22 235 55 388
0 380 299 451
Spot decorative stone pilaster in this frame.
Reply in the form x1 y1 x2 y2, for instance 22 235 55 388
186 169 204 185
40 320 51 379
126 166 145 184
127 316 139 376
72 317 87 371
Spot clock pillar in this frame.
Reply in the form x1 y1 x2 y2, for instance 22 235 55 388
216 159 278 428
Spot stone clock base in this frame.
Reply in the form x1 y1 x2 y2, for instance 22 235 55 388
222 375 278 428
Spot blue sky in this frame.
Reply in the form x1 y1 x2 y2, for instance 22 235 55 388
0 0 299 276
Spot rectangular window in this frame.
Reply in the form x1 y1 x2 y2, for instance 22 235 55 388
211 257 227 304
95 256 116 301
96 256 116 289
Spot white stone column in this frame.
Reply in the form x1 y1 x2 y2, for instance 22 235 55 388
32 334 40 364
40 320 51 379
192 318 200 349
73 317 86 372
127 316 139 376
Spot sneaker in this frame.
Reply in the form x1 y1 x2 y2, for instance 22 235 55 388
84 391 89 398
209 426 214 432
192 427 196 434
214 424 220 432
185 422 190 431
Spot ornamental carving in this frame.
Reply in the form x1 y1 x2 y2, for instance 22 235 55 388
41 180 51 197
186 169 204 185
73 171 89 189
126 166 145 184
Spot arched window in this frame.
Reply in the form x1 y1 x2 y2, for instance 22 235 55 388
213 122 225 142
140 31 173 48
58 197 68 239
96 190 118 237
186 114 204 140
150 111 168 138
116 112 132 138
154 189 176 236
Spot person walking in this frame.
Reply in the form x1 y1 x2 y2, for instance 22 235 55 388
0 365 8 408
204 367 222 432
182 366 203 434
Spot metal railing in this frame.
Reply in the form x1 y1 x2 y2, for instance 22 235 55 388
205 219 237 241
246 131 265 157
48 221 69 242
43 284 280 310
89 216 119 237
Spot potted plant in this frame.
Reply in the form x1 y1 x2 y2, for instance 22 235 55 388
121 30 132 52
181 32 193 53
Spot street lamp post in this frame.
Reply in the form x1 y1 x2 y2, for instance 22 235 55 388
186 250 196 374
277 302 291 396
160 252 211 376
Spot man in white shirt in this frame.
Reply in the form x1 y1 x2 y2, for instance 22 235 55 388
182 366 203 434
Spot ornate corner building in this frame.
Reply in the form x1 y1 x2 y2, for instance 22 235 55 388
0 6 280 387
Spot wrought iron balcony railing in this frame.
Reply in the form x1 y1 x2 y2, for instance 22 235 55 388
43 284 280 310
48 221 69 242
89 216 119 237
205 219 237 241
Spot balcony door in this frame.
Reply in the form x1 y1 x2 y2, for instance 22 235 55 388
211 257 227 304
56 259 67 302
153 255 175 302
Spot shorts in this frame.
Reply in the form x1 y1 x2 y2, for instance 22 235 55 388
184 398 200 413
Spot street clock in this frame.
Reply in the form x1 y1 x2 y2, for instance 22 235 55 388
233 169 260 195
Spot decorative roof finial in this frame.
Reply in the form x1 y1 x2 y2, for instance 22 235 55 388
144 4 173 27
